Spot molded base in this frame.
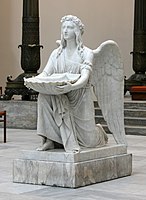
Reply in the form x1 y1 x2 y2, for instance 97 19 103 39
13 145 132 188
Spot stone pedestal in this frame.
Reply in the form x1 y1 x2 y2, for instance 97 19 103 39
13 144 132 188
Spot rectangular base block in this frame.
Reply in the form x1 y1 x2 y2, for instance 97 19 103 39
13 145 132 188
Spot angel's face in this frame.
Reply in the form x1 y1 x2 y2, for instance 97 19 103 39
61 21 76 41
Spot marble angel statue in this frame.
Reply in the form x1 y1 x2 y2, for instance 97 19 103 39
24 15 127 153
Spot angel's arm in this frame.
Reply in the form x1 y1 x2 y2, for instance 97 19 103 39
71 68 90 90
55 49 93 94
71 49 94 90
54 68 91 94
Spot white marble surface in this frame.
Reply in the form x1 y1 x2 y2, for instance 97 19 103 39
20 144 127 163
24 15 126 153
13 153 132 188
1 128 146 199
13 144 132 188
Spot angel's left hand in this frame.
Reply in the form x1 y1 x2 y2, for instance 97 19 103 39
55 82 73 94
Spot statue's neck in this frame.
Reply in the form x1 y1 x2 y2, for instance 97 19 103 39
66 39 77 51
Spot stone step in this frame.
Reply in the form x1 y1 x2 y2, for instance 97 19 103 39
124 101 146 110
124 109 146 118
94 101 146 110
94 99 146 136
95 108 146 118
102 125 146 136
94 98 146 135
95 115 146 127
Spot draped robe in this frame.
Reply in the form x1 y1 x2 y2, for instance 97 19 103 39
37 47 108 152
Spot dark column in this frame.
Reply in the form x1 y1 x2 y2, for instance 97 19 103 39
125 0 146 94
20 0 42 74
1 0 43 100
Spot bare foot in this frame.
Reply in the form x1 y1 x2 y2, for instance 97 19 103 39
42 136 47 145
36 139 54 151
72 149 80 154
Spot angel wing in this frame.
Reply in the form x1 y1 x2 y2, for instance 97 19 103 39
92 40 127 145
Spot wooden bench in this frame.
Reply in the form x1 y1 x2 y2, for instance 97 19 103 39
0 111 6 143
130 86 146 100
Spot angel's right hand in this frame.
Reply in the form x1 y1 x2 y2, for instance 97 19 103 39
54 82 72 94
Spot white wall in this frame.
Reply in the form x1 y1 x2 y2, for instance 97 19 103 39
0 0 134 91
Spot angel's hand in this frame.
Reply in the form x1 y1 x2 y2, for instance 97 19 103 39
54 82 72 94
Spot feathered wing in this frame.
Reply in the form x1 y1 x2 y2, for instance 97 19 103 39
92 40 127 145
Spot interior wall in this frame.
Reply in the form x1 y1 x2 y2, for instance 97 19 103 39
0 0 134 91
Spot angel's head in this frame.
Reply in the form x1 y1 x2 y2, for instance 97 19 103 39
61 15 84 36
57 15 84 58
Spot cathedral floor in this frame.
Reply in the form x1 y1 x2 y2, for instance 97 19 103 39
0 128 145 200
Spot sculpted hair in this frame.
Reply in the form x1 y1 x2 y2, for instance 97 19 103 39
57 15 85 60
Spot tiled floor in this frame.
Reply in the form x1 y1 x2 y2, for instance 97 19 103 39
0 128 146 200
